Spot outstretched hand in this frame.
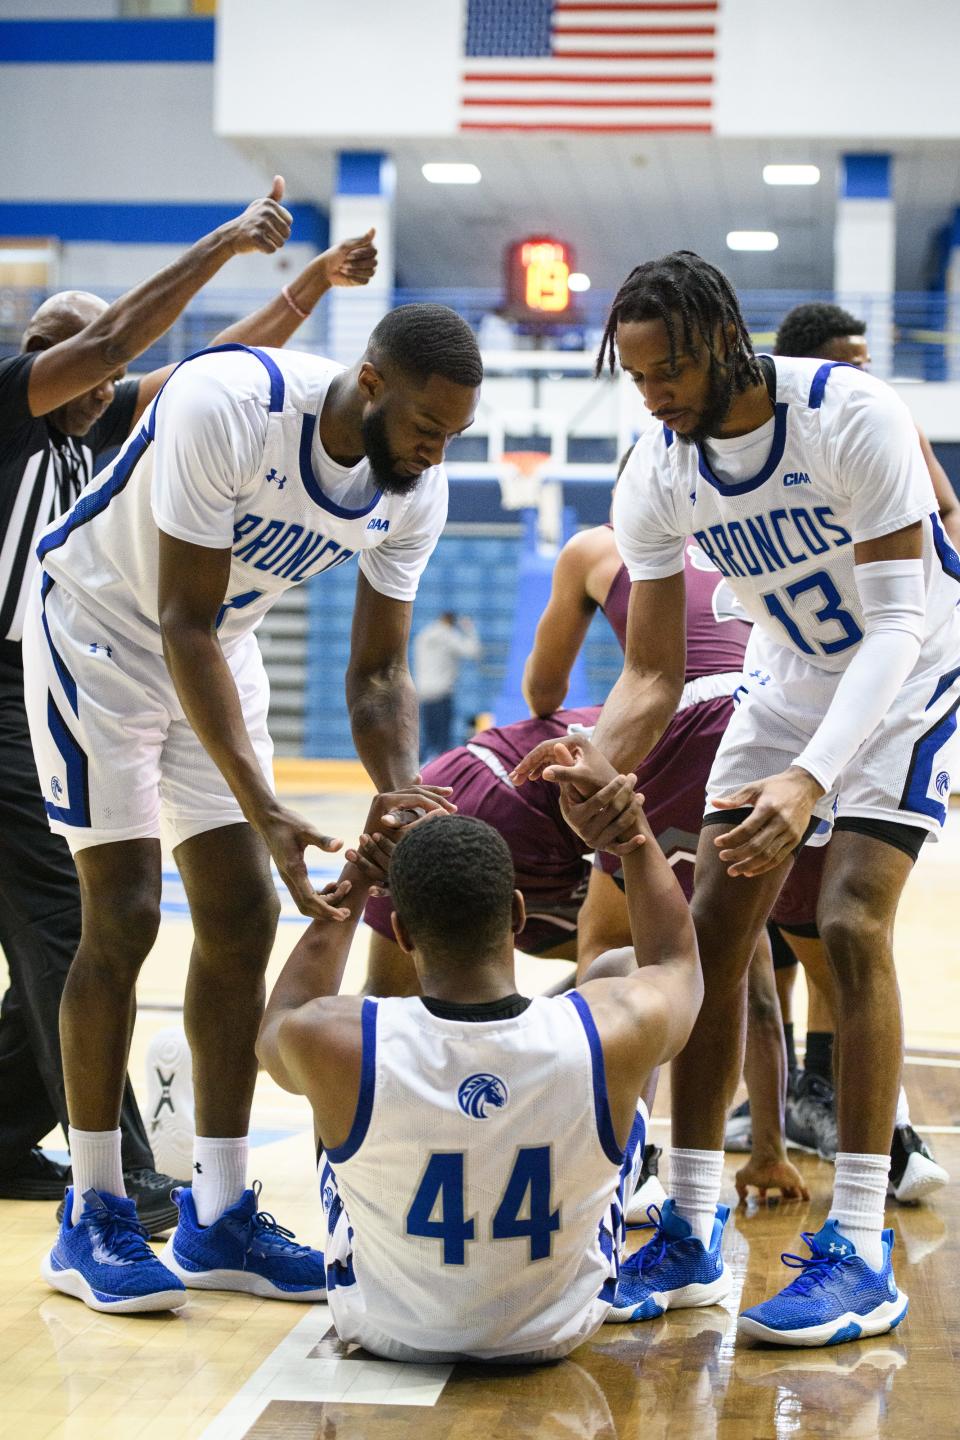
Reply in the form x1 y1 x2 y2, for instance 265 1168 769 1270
225 176 293 255
541 738 646 855
711 766 824 877
255 802 346 920
344 784 454 892
318 227 378 287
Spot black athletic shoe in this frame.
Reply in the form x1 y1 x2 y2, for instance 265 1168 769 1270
56 1167 186 1237
0 1148 71 1200
785 1069 838 1160
888 1124 949 1203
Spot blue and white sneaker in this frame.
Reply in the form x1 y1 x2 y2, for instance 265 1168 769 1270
738 1220 908 1347
41 1187 187 1314
605 1199 731 1322
160 1182 327 1301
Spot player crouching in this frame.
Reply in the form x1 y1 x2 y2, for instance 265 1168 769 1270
257 741 703 1363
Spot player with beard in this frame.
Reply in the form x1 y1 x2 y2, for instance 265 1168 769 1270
515 251 960 1346
22 304 480 1314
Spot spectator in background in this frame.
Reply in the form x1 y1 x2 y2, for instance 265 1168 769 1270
775 302 960 549
414 611 481 758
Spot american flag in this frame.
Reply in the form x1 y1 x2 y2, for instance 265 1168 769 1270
461 0 718 133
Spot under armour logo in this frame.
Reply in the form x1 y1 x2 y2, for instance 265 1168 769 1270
193 1161 203 1174
749 669 771 687
829 1242 848 1255
152 1069 175 1118
89 642 112 656
265 468 287 489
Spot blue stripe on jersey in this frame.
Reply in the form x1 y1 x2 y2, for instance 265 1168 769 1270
695 402 788 496
45 691 90 827
926 663 960 712
808 361 851 409
37 344 285 565
900 686 960 826
40 582 78 717
931 511 960 585
326 998 378 1163
37 425 150 562
662 424 674 448
297 413 383 518
567 991 623 1166
143 343 286 440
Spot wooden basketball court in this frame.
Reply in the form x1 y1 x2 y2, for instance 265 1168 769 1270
2 767 958 1440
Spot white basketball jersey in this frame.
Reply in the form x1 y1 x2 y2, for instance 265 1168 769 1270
614 357 960 680
319 993 645 1362
35 346 448 654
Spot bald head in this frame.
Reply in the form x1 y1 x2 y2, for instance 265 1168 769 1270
22 290 108 353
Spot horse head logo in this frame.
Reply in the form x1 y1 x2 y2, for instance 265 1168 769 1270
457 1072 509 1119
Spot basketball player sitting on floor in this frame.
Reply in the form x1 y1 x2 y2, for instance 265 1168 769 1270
257 737 703 1364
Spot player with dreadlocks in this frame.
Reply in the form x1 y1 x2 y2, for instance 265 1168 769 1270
515 249 960 1347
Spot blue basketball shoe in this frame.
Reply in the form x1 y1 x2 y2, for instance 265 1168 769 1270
41 1187 187 1314
738 1220 908 1347
160 1182 327 1300
605 1199 731 1322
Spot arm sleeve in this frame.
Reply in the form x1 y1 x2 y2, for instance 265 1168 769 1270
86 379 140 455
612 437 686 581
824 377 936 543
792 559 926 791
150 368 267 550
359 471 448 602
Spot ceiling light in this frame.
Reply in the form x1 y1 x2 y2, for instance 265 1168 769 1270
763 164 821 186
726 230 779 252
568 272 591 292
421 163 481 185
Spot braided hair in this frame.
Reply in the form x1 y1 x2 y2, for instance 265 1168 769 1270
596 250 762 394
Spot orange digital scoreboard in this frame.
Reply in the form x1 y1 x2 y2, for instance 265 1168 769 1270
505 236 574 319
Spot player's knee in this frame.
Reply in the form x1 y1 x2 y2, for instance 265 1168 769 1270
818 897 890 979
80 886 161 971
192 878 280 969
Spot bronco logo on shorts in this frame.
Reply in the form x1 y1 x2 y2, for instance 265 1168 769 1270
457 1073 509 1119
936 770 951 797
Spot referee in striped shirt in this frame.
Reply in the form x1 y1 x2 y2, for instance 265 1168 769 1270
0 185 376 1229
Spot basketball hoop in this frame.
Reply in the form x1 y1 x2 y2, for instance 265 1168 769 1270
498 450 550 511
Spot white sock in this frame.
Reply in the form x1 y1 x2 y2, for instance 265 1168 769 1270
895 1087 911 1129
829 1152 890 1270
191 1136 249 1226
669 1148 724 1246
68 1127 125 1223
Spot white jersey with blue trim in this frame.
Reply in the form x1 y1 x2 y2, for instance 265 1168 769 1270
613 356 960 679
34 345 448 655
320 993 645 1362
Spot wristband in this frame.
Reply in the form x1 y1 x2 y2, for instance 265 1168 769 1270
281 285 311 320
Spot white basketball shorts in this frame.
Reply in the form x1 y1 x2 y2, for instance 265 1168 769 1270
704 625 960 842
22 576 274 854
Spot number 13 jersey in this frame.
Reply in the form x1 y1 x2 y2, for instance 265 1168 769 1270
614 356 960 680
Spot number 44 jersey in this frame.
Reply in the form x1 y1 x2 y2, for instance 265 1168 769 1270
318 994 645 1364
614 356 960 682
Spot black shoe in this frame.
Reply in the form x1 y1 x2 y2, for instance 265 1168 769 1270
625 1144 667 1223
785 1069 838 1160
56 1167 187 1236
888 1124 949 1203
0 1148 71 1200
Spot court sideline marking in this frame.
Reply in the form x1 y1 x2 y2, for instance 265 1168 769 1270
199 1306 451 1438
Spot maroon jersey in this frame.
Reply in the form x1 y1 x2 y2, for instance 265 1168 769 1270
364 707 602 955
601 533 751 682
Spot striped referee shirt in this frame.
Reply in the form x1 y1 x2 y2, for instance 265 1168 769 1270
0 353 138 647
